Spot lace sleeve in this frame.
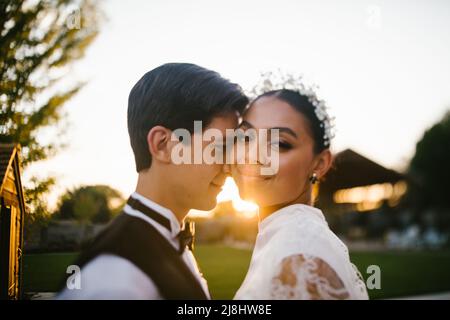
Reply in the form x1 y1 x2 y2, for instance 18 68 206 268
270 254 350 300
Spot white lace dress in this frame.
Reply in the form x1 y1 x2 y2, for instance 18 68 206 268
234 204 369 300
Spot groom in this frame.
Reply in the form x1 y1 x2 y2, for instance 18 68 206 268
58 63 248 299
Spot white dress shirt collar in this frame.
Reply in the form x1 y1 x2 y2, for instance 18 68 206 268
124 192 181 248
124 192 211 298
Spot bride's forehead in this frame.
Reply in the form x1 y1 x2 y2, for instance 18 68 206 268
243 99 307 133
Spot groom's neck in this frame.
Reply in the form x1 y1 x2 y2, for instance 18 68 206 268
135 169 188 224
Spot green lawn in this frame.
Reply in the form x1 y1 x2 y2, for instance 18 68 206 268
22 245 450 299
195 245 252 299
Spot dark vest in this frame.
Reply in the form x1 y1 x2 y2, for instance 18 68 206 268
73 212 209 300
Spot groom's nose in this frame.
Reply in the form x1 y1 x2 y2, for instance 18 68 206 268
222 164 231 175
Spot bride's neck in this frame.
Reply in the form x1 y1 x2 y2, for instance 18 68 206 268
258 204 287 221
258 190 312 222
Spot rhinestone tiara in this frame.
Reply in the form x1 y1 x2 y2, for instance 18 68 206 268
248 70 336 147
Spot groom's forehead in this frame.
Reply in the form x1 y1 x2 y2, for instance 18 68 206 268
204 113 239 133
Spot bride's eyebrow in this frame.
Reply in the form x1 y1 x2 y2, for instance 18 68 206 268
239 120 297 138
270 127 297 138
239 121 297 138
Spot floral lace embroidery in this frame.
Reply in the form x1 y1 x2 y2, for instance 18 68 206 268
350 263 369 298
271 254 350 300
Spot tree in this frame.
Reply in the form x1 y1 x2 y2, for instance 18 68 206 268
0 0 101 226
54 185 124 224
406 111 450 230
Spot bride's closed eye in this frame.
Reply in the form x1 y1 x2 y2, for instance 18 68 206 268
270 140 293 151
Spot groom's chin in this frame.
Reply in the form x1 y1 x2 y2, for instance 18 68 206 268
195 198 217 211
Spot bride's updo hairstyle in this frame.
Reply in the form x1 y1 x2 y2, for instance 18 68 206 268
252 89 330 155
248 71 335 155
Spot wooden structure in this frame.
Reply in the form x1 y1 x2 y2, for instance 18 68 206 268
0 144 26 300
318 148 405 215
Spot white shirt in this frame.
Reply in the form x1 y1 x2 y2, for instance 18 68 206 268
234 204 369 300
58 192 210 300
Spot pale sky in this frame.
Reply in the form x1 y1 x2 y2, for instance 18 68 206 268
24 0 450 209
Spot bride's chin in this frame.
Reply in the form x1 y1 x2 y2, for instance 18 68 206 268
237 180 270 201
239 175 265 184
237 178 264 194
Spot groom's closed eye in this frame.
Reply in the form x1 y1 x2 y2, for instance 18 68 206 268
235 133 255 144
213 143 225 154
210 141 232 162
234 128 257 144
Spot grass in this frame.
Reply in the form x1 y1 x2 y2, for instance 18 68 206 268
22 245 450 299
347 250 450 299
195 245 252 299
23 252 78 293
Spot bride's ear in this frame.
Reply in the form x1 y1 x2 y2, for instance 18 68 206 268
147 126 173 164
312 149 333 180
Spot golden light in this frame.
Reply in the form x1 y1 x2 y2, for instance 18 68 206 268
188 177 259 219
232 198 259 213
333 181 407 212
220 177 258 219
188 208 213 218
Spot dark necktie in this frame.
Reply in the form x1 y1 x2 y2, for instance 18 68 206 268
178 221 195 254
127 197 195 254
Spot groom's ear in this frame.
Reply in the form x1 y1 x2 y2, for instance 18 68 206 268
147 126 173 164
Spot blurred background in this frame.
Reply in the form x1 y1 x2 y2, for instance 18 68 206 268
1 0 450 299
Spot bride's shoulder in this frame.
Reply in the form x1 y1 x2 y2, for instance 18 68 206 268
275 204 349 255
264 205 368 300
282 204 330 233
284 204 327 223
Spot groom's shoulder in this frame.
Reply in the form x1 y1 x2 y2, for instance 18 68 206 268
78 212 174 264
58 213 168 299
58 253 159 299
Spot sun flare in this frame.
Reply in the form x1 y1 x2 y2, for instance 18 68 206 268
188 177 259 219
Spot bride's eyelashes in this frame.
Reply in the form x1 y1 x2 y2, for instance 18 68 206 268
234 132 293 151
270 140 293 151
278 141 293 150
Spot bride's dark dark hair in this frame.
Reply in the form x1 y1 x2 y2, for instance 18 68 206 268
251 89 329 154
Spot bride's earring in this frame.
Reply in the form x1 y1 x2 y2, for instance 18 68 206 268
309 172 318 184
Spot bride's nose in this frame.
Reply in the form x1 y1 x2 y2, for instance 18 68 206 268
233 136 264 166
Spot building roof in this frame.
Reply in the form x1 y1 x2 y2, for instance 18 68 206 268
0 144 19 193
321 148 404 192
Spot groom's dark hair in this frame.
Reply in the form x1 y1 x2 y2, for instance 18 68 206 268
128 63 248 172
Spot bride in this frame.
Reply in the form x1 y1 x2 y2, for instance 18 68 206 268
231 77 369 300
